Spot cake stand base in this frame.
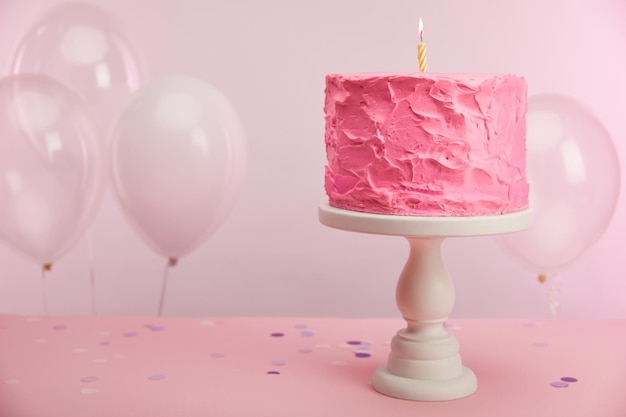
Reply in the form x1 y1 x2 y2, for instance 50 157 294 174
372 365 477 401
319 203 532 401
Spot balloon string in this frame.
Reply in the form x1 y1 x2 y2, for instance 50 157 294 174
547 273 562 319
41 265 50 316
158 258 177 316
87 228 97 316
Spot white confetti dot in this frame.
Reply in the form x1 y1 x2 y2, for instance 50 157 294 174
94 358 107 364
113 354 125 359
5 379 20 385
73 348 89 353
331 361 347 366
337 343 352 349
315 344 330 349
80 388 99 395
200 321 215 327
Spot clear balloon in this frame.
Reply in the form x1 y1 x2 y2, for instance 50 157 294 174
497 94 620 274
110 76 247 260
11 2 143 135
0 74 106 266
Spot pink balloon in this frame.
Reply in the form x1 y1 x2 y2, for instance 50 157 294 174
0 74 105 266
11 2 143 134
110 76 247 260
497 94 620 274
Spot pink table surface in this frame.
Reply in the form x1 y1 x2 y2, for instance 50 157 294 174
1 316 625 417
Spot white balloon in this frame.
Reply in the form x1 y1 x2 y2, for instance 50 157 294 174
110 76 247 259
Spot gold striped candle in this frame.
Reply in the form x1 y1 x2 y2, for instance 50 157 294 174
418 18 427 73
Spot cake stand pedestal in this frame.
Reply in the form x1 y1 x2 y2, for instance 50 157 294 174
319 203 532 401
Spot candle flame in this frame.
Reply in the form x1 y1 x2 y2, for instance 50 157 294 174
419 17 424 42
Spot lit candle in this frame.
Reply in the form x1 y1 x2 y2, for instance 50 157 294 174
418 18 427 73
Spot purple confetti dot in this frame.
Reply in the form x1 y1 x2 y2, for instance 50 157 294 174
145 324 165 331
266 371 280 375
561 377 578 383
298 348 313 354
550 381 569 388
123 332 138 337
271 360 286 366
80 376 98 383
300 330 315 337
354 352 371 358
210 353 225 358
52 324 67 330
270 332 284 337
347 340 361 345
99 341 111 346
148 374 166 381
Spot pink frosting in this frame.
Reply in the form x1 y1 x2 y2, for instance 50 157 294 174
324 73 529 216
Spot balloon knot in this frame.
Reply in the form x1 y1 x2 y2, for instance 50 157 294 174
538 273 547 283
168 258 178 267
43 263 53 271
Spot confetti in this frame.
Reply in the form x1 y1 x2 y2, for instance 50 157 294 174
315 344 330 349
210 353 225 358
297 348 313 354
99 341 111 346
123 332 138 337
270 332 285 338
266 371 280 375
550 381 569 388
561 377 578 383
53 324 67 330
80 388 99 395
200 321 215 327
294 324 308 329
80 376 98 383
145 324 165 331
331 360 347 366
34 338 47 344
300 330 315 337
148 374 166 381
346 340 361 345
354 352 371 358
94 358 107 364
271 360 286 366
73 348 89 353
113 354 125 359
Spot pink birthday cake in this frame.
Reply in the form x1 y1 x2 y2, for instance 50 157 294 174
324 73 529 216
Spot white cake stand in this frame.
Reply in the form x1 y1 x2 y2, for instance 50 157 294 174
319 202 532 401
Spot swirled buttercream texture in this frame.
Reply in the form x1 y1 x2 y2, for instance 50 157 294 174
324 73 529 216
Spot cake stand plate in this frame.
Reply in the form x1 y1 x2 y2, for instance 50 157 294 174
319 203 532 401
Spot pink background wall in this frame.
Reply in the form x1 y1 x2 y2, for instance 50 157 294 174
0 0 624 318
